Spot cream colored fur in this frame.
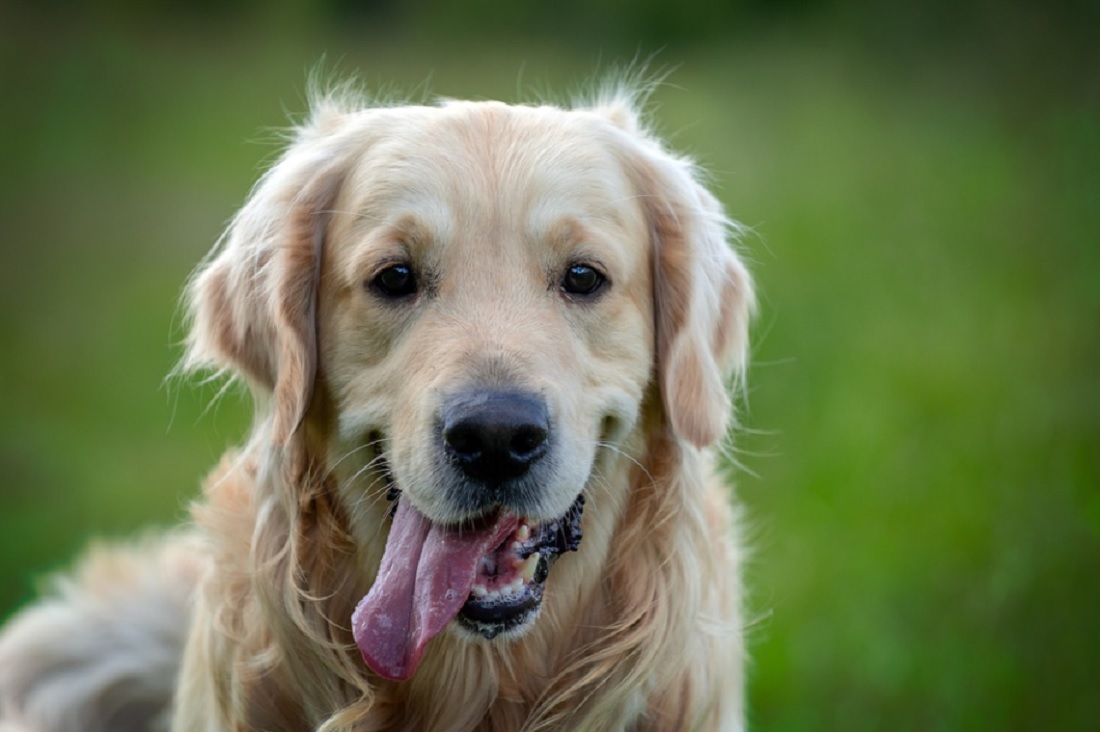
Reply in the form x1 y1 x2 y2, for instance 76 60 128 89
0 85 753 732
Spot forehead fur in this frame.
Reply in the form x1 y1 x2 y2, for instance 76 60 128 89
331 101 639 231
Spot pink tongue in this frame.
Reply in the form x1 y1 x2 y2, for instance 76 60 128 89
351 500 518 681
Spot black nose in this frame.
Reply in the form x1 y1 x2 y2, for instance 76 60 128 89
442 390 550 485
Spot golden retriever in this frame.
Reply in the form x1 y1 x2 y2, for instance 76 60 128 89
0 83 754 731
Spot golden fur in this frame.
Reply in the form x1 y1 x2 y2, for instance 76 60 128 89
0 85 753 732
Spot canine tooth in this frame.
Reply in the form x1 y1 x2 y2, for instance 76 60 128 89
516 524 530 542
520 552 540 582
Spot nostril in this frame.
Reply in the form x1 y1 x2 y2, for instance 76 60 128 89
510 426 548 459
444 423 483 459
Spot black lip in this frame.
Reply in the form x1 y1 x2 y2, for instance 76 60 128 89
535 493 585 555
456 603 541 640
460 579 544 626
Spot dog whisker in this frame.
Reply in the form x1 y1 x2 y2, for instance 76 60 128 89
595 440 655 490
328 442 379 472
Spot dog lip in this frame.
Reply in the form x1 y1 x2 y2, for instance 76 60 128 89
456 596 542 640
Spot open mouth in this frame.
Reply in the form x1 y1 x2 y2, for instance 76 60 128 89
351 472 584 682
456 497 584 640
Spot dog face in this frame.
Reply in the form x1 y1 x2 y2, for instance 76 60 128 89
321 102 654 523
185 93 753 682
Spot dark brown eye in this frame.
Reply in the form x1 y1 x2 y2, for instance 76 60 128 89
371 264 417 299
561 264 606 298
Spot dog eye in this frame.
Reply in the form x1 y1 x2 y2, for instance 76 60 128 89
371 264 417 299
561 264 606 298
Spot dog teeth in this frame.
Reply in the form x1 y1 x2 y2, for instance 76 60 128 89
519 552 541 582
516 524 530 542
471 583 504 600
471 550 543 604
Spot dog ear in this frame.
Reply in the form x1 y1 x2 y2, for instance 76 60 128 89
604 103 755 448
184 106 354 444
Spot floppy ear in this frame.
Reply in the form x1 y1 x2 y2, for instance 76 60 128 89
184 106 355 444
652 177 753 448
604 104 755 448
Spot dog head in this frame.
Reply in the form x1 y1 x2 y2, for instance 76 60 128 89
185 89 753 682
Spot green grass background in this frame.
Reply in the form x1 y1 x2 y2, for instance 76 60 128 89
1 3 1097 729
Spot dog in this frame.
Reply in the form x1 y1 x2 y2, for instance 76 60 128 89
0 83 754 731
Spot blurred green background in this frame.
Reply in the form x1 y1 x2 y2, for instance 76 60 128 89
1 1 1097 729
